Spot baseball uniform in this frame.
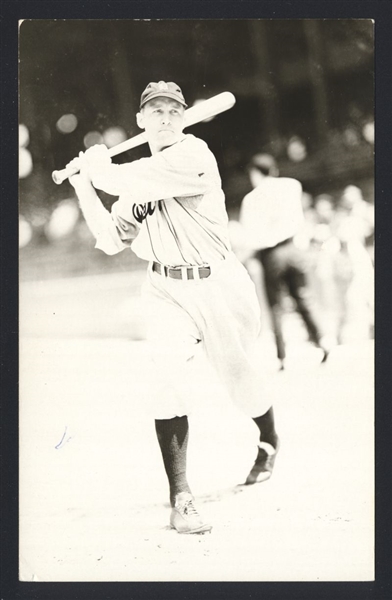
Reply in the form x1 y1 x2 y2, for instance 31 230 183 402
85 133 272 419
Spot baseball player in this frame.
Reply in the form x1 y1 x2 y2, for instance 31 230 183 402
239 154 331 371
67 81 279 535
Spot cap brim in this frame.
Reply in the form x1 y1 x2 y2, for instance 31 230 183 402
140 92 188 109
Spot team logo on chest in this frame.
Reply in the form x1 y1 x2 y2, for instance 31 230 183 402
132 202 156 224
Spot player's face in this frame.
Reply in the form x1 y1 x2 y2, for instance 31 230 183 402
137 98 185 152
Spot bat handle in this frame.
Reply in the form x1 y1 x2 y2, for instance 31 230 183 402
52 165 79 185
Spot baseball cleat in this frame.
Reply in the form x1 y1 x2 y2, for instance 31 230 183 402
170 492 212 534
244 439 280 485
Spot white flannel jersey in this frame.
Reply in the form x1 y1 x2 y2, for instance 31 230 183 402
86 134 232 267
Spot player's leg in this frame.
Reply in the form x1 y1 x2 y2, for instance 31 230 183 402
285 247 330 361
154 416 211 533
234 264 280 481
258 250 286 370
142 271 212 533
190 254 280 483
155 416 191 506
221 256 280 482
244 407 280 485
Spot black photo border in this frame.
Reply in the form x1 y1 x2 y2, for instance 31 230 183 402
1 1 391 599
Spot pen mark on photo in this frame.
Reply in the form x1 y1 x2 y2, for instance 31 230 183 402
55 426 71 449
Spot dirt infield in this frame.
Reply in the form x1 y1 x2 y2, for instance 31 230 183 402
19 330 374 582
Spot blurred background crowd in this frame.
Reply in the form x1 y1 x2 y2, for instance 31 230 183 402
19 19 374 348
231 182 374 349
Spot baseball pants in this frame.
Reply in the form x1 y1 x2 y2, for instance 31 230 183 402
255 238 325 360
141 252 272 419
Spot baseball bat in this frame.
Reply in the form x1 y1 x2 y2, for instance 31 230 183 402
52 91 236 185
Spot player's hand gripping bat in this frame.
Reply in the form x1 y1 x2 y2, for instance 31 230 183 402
52 91 236 185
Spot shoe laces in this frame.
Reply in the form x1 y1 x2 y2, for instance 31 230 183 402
179 498 199 517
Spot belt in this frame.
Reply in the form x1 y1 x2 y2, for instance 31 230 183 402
152 262 211 280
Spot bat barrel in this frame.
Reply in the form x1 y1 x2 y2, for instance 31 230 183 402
184 92 236 127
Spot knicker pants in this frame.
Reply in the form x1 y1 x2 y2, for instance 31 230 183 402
141 252 272 419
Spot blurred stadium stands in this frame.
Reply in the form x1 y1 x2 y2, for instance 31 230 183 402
19 19 374 281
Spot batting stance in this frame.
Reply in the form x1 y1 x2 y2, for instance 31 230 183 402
66 81 279 534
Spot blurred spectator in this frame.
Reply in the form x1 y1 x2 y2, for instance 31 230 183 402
337 185 374 258
305 187 374 344
332 186 374 342
313 194 335 227
239 153 332 370
305 194 337 337
286 136 307 162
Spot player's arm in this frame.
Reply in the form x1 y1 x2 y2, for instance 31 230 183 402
83 137 214 202
67 154 138 255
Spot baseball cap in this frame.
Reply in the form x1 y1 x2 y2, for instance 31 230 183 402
140 81 188 109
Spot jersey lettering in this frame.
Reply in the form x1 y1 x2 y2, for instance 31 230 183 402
132 202 156 224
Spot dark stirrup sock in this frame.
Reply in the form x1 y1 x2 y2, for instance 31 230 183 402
252 408 279 448
155 416 192 507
